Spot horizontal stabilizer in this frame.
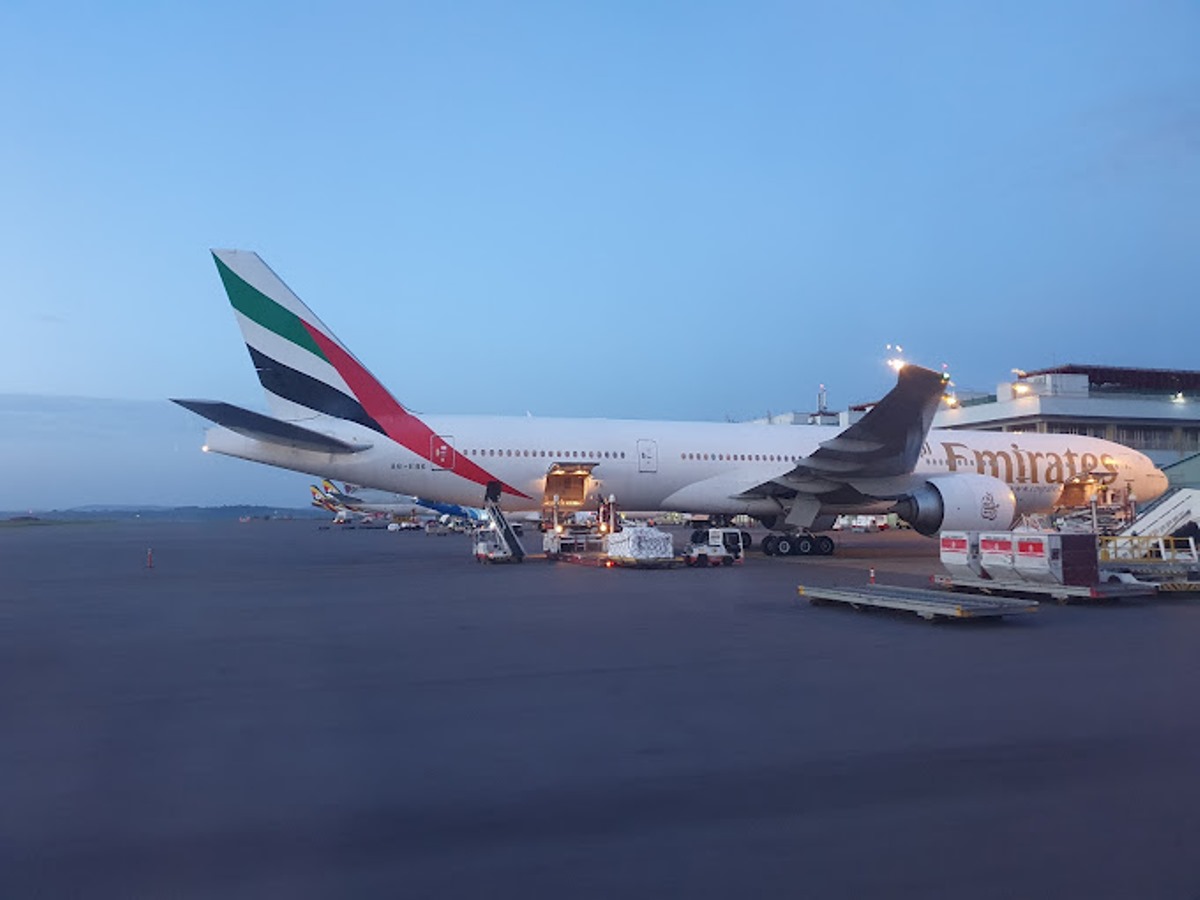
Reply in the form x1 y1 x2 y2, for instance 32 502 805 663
171 399 371 454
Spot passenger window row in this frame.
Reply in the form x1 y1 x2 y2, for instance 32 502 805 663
464 449 626 460
680 452 799 463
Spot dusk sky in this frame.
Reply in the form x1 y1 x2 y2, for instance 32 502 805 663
2 2 1197 508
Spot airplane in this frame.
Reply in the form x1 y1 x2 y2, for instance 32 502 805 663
319 479 437 520
316 479 500 527
174 250 1169 556
309 481 418 524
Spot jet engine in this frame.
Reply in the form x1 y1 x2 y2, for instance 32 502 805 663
891 474 1017 536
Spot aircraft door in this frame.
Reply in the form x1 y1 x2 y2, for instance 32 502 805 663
431 435 456 471
637 439 658 473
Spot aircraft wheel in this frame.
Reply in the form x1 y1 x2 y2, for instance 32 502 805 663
816 536 835 556
762 535 778 556
796 537 814 556
775 537 794 556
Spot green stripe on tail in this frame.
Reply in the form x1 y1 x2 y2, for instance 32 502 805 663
214 255 327 360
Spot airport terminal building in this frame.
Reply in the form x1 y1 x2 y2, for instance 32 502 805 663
767 364 1200 489
932 365 1200 476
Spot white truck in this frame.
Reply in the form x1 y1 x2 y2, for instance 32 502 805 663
684 528 746 567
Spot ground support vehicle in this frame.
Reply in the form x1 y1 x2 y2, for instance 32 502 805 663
684 528 746 567
471 489 527 563
1096 535 1200 587
473 529 518 563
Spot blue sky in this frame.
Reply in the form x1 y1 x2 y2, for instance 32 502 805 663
2 2 1198 507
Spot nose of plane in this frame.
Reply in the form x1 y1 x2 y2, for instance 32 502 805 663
1139 459 1169 502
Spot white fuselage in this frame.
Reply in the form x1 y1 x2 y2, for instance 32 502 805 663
205 415 1168 520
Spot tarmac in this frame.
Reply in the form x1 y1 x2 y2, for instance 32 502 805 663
2 520 1199 898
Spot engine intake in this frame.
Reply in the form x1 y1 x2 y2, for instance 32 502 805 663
892 474 1016 536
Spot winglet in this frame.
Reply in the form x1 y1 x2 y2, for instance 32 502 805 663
797 365 948 479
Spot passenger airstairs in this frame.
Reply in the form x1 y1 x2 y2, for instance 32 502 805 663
480 482 526 563
1120 488 1200 539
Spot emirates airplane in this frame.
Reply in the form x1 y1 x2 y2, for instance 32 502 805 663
174 250 1168 555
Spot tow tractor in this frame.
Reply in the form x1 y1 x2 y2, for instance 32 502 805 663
684 528 746 567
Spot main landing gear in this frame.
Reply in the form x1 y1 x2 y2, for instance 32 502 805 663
761 533 835 557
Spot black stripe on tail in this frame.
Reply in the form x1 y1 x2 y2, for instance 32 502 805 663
246 345 386 435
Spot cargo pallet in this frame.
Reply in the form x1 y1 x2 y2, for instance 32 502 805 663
931 573 1157 603
798 584 1039 621
542 551 680 569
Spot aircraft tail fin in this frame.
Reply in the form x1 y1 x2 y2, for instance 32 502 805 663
208 250 531 500
310 485 336 511
211 249 400 431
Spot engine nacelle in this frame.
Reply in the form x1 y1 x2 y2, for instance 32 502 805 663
892 474 1017 536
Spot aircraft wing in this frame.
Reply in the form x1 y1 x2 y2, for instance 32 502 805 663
171 399 372 454
736 365 949 527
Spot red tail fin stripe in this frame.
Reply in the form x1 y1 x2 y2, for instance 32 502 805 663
301 323 530 499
